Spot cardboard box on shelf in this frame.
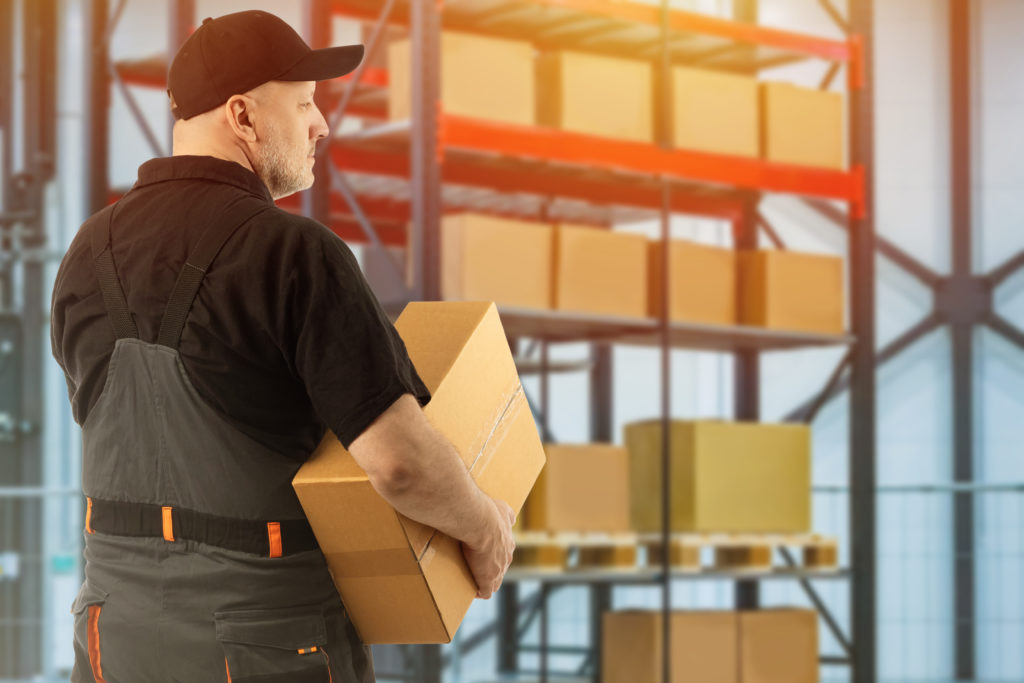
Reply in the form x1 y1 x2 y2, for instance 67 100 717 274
537 50 654 143
739 249 845 334
648 239 737 325
761 81 845 169
603 610 739 683
523 444 630 533
669 66 759 157
293 302 545 644
739 609 819 683
624 420 811 533
389 31 534 126
441 213 553 311
553 224 648 318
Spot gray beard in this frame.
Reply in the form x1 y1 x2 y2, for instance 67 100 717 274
253 140 310 200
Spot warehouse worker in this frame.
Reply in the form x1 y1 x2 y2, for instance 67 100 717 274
50 10 514 683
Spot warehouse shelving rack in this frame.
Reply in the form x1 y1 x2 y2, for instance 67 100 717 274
90 0 878 682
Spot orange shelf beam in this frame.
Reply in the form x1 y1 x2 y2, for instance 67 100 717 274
330 0 853 63
534 0 852 62
435 115 863 213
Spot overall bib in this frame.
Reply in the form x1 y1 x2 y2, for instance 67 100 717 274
70 199 373 683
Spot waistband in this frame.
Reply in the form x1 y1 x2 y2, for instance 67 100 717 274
85 497 319 558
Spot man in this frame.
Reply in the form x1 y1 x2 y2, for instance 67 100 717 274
50 10 514 682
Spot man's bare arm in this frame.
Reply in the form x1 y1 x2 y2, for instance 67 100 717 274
348 394 515 598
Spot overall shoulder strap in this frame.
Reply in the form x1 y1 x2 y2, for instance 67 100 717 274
157 198 270 349
89 204 140 340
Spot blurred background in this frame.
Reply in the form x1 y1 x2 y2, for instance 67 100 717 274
2 0 1023 681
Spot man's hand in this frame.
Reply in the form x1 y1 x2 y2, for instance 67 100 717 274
461 497 516 599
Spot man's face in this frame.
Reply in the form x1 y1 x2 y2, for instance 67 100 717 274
250 81 329 200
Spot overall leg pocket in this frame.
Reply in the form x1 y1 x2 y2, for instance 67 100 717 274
215 605 332 683
71 583 109 683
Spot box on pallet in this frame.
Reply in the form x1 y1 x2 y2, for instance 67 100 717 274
624 420 811 533
669 66 759 157
389 31 534 126
761 81 845 169
602 610 739 683
648 239 737 325
441 213 553 311
740 609 819 683
293 302 546 644
553 224 648 318
523 444 630 533
739 249 845 334
537 50 653 143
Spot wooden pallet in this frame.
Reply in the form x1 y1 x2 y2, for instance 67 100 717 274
512 532 839 573
513 532 639 571
640 533 840 573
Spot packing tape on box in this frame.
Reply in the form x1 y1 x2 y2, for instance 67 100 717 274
467 385 525 478
413 384 525 564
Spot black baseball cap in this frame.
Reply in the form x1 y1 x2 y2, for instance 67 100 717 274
168 10 364 120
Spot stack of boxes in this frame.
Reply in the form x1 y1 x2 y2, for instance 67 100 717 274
521 421 820 683
388 28 847 331
381 21 844 682
603 609 820 683
388 31 845 169
438 211 845 334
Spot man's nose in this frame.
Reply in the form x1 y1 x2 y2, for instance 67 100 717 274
313 107 329 140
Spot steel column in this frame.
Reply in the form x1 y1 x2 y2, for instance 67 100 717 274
0 6 16 671
497 584 520 673
303 0 332 224
589 342 613 682
950 0 975 677
733 191 761 612
656 4 674 683
0 0 13 312
731 0 762 618
849 1 877 682
85 0 110 216
0 0 10 204
409 0 442 301
7 0 57 676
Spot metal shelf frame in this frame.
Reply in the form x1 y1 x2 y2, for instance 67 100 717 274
55 0 1024 680
324 1 876 681
84 1 887 682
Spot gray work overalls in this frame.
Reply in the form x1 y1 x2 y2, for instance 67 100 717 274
70 198 373 683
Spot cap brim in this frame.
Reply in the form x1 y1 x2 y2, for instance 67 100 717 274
278 44 365 81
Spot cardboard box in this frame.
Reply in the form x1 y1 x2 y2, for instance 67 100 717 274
649 240 737 325
739 609 819 683
739 250 845 334
441 213 553 311
293 302 545 644
603 610 738 683
524 444 630 533
538 50 653 143
670 67 759 157
761 82 844 169
624 420 811 533
389 31 534 126
554 225 648 318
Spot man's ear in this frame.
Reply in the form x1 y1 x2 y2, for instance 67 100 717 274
226 94 258 143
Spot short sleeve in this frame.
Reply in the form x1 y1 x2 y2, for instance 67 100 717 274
286 222 430 449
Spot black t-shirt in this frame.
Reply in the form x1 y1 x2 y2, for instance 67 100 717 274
50 155 429 457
